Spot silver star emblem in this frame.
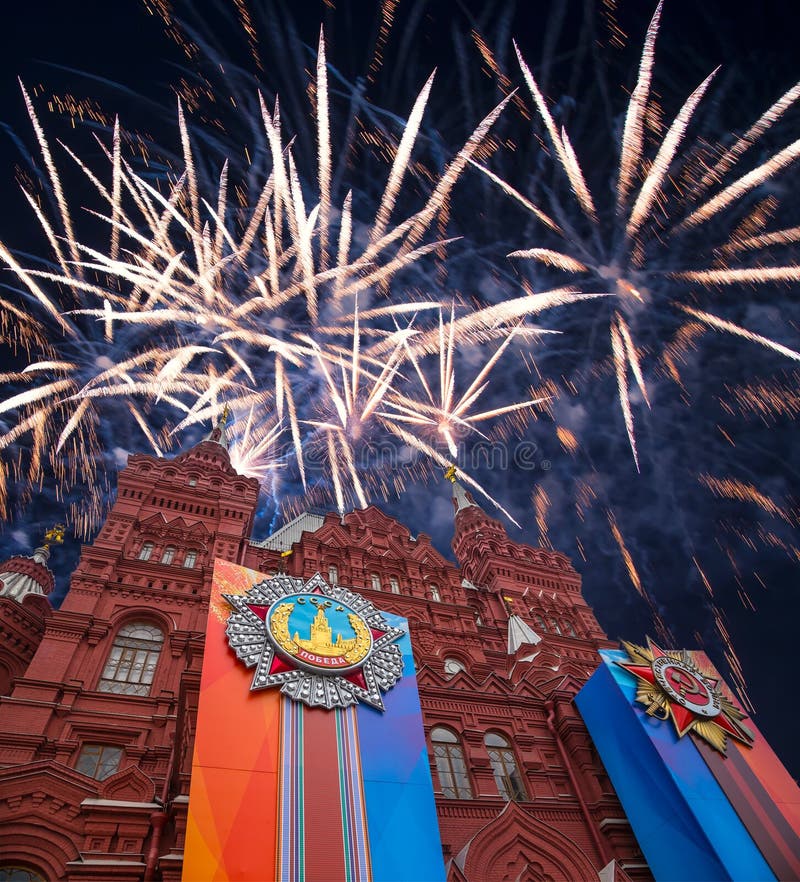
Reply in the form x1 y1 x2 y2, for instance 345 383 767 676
224 572 405 711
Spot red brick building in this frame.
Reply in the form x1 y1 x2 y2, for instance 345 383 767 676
0 426 649 881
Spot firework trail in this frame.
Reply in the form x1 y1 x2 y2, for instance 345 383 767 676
419 0 800 735
472 2 800 467
0 24 586 537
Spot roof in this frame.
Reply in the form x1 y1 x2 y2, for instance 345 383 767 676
250 510 332 552
452 478 479 514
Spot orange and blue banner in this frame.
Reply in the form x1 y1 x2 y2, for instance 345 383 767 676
183 560 445 882
576 649 800 882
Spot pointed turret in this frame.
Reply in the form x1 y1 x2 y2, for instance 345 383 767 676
446 467 509 580
446 464 479 515
204 403 230 449
175 404 238 475
444 468 608 652
0 524 63 604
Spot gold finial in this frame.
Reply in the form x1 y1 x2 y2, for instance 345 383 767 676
43 523 66 547
278 547 293 573
220 403 230 425
444 465 457 483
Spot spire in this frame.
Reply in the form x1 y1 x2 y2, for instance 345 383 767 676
205 403 230 449
0 523 63 603
445 465 479 515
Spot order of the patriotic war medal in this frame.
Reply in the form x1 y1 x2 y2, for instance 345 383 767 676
617 637 754 754
224 573 405 710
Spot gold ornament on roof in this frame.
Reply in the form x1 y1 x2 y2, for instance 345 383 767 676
43 524 66 547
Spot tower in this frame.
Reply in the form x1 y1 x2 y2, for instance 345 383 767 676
0 529 59 698
451 476 607 651
0 422 259 881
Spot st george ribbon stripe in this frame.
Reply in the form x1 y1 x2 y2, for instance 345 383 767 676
278 697 305 882
279 700 372 882
301 703 349 881
337 706 372 882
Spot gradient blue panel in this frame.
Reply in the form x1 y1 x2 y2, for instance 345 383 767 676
576 651 775 882
357 613 445 882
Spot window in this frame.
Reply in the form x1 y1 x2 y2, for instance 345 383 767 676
485 732 526 801
431 728 472 799
98 622 164 696
371 573 381 591
0 869 47 882
562 619 577 637
183 550 197 569
138 542 153 561
390 577 400 594
443 658 465 678
534 614 548 632
161 546 175 565
429 584 441 602
0 661 11 697
76 744 123 781
550 618 562 636
328 565 338 586
188 477 198 487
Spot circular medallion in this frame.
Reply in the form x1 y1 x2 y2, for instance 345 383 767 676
617 638 755 753
266 592 373 674
652 656 720 718
223 572 405 711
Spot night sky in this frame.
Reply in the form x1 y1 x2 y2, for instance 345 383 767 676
1 0 798 781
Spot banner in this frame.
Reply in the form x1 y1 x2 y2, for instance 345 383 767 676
576 645 800 882
183 560 445 882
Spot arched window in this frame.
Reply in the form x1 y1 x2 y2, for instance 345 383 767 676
161 547 175 565
76 744 123 781
183 550 197 569
370 573 381 591
0 868 47 882
98 622 164 696
485 732 526 801
443 658 465 678
534 614 548 632
389 577 400 594
0 661 11 697
429 584 441 602
328 565 338 586
550 618 562 636
138 542 153 561
430 727 472 799
562 619 577 637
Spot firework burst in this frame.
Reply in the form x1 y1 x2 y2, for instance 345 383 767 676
473 1 800 467
0 30 581 533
